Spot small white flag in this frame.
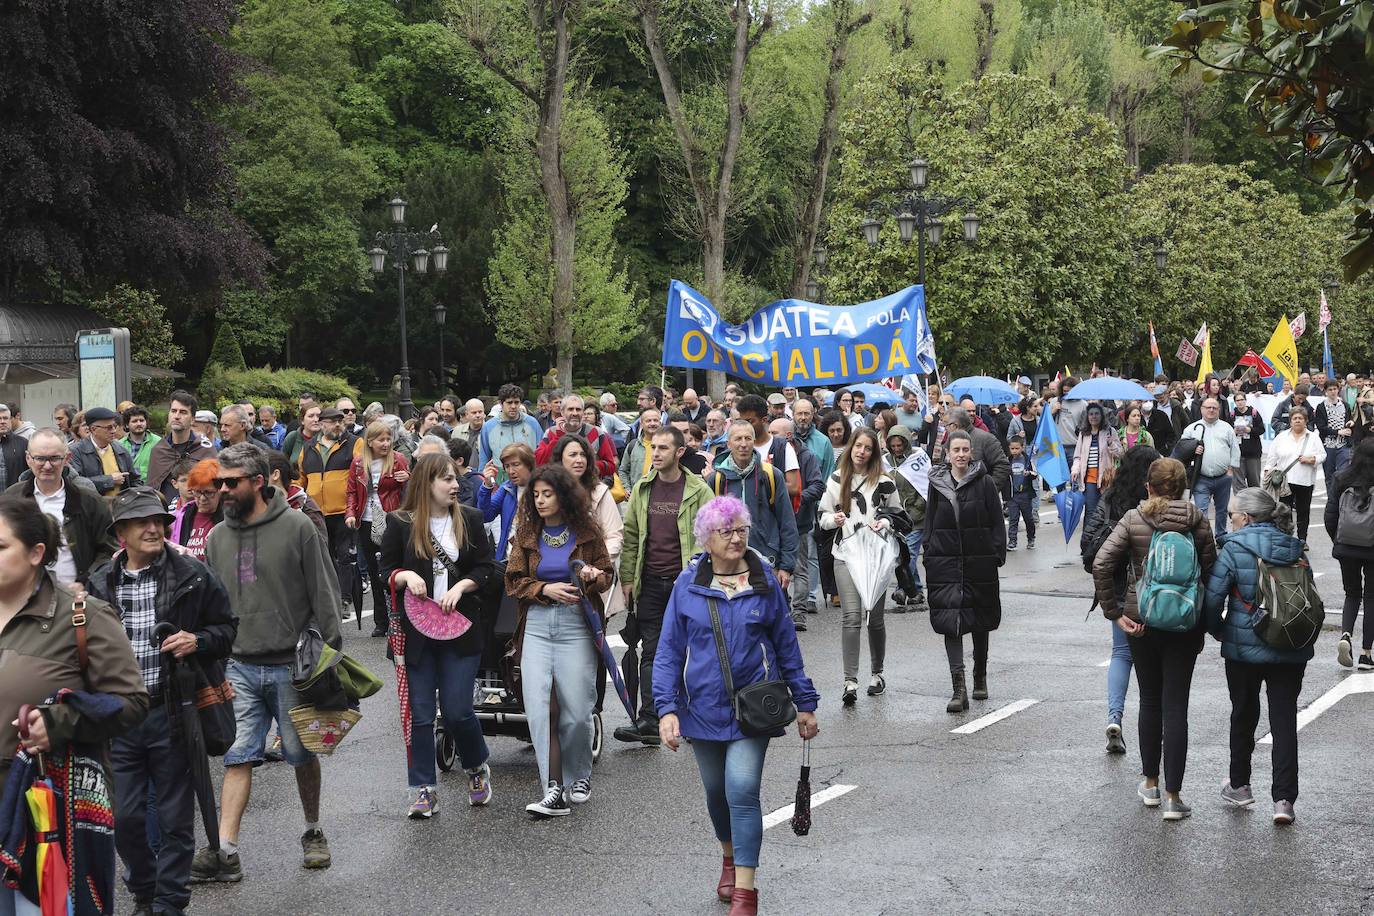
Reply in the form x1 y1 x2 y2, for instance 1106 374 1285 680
1290 312 1307 339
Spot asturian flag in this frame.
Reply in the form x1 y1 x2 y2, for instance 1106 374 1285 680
1030 402 1070 490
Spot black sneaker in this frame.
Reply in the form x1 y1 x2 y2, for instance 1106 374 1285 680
889 590 909 614
191 847 242 883
841 679 858 706
907 590 929 613
867 673 886 696
1359 653 1374 671
131 900 154 916
526 781 571 818
792 614 808 632
1026 539 1037 549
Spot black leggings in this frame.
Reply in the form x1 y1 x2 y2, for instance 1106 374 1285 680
1281 484 1314 541
358 521 388 629
1128 627 1200 794
944 631 989 676
1339 557 1374 650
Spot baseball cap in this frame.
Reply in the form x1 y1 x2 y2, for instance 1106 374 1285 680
319 407 345 421
194 410 218 423
767 393 787 406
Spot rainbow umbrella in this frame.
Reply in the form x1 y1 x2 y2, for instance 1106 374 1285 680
22 761 69 916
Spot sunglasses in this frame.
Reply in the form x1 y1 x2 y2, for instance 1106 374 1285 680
341 408 356 414
214 475 255 490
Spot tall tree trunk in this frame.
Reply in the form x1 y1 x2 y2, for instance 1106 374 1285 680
640 0 771 403
790 0 871 298
973 0 997 80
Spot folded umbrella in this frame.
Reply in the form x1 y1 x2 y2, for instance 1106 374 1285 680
16 708 68 916
830 526 900 611
388 577 414 758
1055 489 1086 543
153 622 220 851
791 739 812 837
571 561 636 721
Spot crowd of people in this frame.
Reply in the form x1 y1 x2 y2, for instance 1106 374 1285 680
0 365 1372 915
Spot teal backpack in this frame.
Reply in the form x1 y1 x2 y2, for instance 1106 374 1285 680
1137 529 1202 632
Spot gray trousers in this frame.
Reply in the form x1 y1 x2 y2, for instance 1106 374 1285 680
835 559 886 680
790 529 819 614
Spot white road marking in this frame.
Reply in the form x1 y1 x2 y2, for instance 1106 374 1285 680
951 698 1040 735
762 783 858 830
1097 659 1111 667
1260 674 1374 744
608 634 627 650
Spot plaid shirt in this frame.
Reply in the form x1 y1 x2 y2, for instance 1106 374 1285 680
116 561 162 693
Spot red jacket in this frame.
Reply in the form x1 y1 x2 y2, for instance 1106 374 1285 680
535 424 618 478
345 452 410 521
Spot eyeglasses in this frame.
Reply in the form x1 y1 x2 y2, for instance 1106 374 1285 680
191 489 218 499
29 455 65 466
713 526 750 542
214 475 253 490
89 423 117 432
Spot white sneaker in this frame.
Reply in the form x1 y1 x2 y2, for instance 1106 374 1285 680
1338 633 1354 668
569 778 592 805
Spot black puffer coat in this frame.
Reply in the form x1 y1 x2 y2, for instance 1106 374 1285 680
924 461 1006 636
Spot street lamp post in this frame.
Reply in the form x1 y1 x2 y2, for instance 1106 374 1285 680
366 197 448 420
860 158 980 285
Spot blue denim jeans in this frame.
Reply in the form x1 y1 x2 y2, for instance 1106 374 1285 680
523 603 598 788
691 736 770 868
1192 473 1233 538
1007 493 1036 545
1108 621 1133 724
1324 446 1351 499
903 530 924 592
406 644 489 788
223 660 313 768
1082 482 1101 540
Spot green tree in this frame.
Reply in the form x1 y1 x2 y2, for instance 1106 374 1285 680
825 68 1133 374
85 285 186 403
207 320 249 372
485 102 642 380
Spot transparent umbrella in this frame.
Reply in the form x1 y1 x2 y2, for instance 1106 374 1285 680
831 526 900 611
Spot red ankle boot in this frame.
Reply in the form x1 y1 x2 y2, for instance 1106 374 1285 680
728 887 758 915
716 856 735 902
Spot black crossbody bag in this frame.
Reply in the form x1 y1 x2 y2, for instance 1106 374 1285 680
706 597 797 736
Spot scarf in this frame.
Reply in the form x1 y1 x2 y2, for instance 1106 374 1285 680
722 453 757 478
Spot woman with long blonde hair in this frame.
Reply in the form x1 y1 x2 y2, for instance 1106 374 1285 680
380 453 494 819
818 426 902 705
346 420 410 637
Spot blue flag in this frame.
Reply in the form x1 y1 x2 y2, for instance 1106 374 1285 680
1323 327 1335 380
1031 410 1070 490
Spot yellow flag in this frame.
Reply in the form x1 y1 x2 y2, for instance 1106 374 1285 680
1195 330 1213 384
1261 315 1298 387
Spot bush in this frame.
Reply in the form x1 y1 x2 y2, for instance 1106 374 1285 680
198 365 357 418
207 321 247 371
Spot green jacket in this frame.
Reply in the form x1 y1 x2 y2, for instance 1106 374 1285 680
119 432 161 480
619 467 712 599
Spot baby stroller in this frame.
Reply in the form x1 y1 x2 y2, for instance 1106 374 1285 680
440 587 605 771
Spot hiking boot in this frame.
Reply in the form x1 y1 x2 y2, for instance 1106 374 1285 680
407 786 437 819
1105 723 1126 755
1273 800 1295 825
467 763 493 807
946 672 968 714
1221 781 1255 807
841 679 858 706
867 673 886 696
1161 796 1192 821
1338 633 1354 668
569 778 592 805
1360 653 1374 671
301 828 332 868
527 781 570 818
908 590 929 614
829 595 840 608
1026 538 1036 549
971 672 989 701
792 613 808 632
191 847 242 883
130 900 154 916
613 716 661 746
1137 781 1161 808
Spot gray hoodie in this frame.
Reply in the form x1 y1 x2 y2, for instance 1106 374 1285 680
205 485 341 665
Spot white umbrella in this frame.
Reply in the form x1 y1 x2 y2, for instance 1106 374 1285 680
831 526 900 611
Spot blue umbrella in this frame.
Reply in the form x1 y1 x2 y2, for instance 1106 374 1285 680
1055 489 1086 543
841 382 904 406
946 375 1020 405
1061 377 1154 402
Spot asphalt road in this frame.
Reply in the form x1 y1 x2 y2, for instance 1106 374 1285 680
158 484 1374 916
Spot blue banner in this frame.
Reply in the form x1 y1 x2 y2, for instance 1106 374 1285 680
662 280 930 386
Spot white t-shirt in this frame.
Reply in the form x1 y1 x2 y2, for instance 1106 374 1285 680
429 515 460 595
1265 430 1326 488
755 437 799 474
34 485 78 586
363 459 383 522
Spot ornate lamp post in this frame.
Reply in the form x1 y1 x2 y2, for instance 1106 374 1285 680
433 302 448 393
366 197 448 419
860 158 980 284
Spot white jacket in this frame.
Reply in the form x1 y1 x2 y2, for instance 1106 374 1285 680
818 471 901 539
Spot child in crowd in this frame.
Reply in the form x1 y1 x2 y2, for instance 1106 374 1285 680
165 457 198 513
1007 437 1037 550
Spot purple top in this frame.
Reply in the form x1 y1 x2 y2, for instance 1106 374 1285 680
535 525 577 584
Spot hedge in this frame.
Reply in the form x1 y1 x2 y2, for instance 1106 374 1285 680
197 365 358 418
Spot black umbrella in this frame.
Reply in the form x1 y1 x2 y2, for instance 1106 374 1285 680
153 623 220 851
791 739 812 836
618 608 641 722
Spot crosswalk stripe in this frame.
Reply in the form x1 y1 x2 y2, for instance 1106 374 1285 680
951 698 1040 734
762 783 858 830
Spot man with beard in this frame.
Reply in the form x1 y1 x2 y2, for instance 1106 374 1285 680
147 390 218 502
534 393 618 476
195 443 341 881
